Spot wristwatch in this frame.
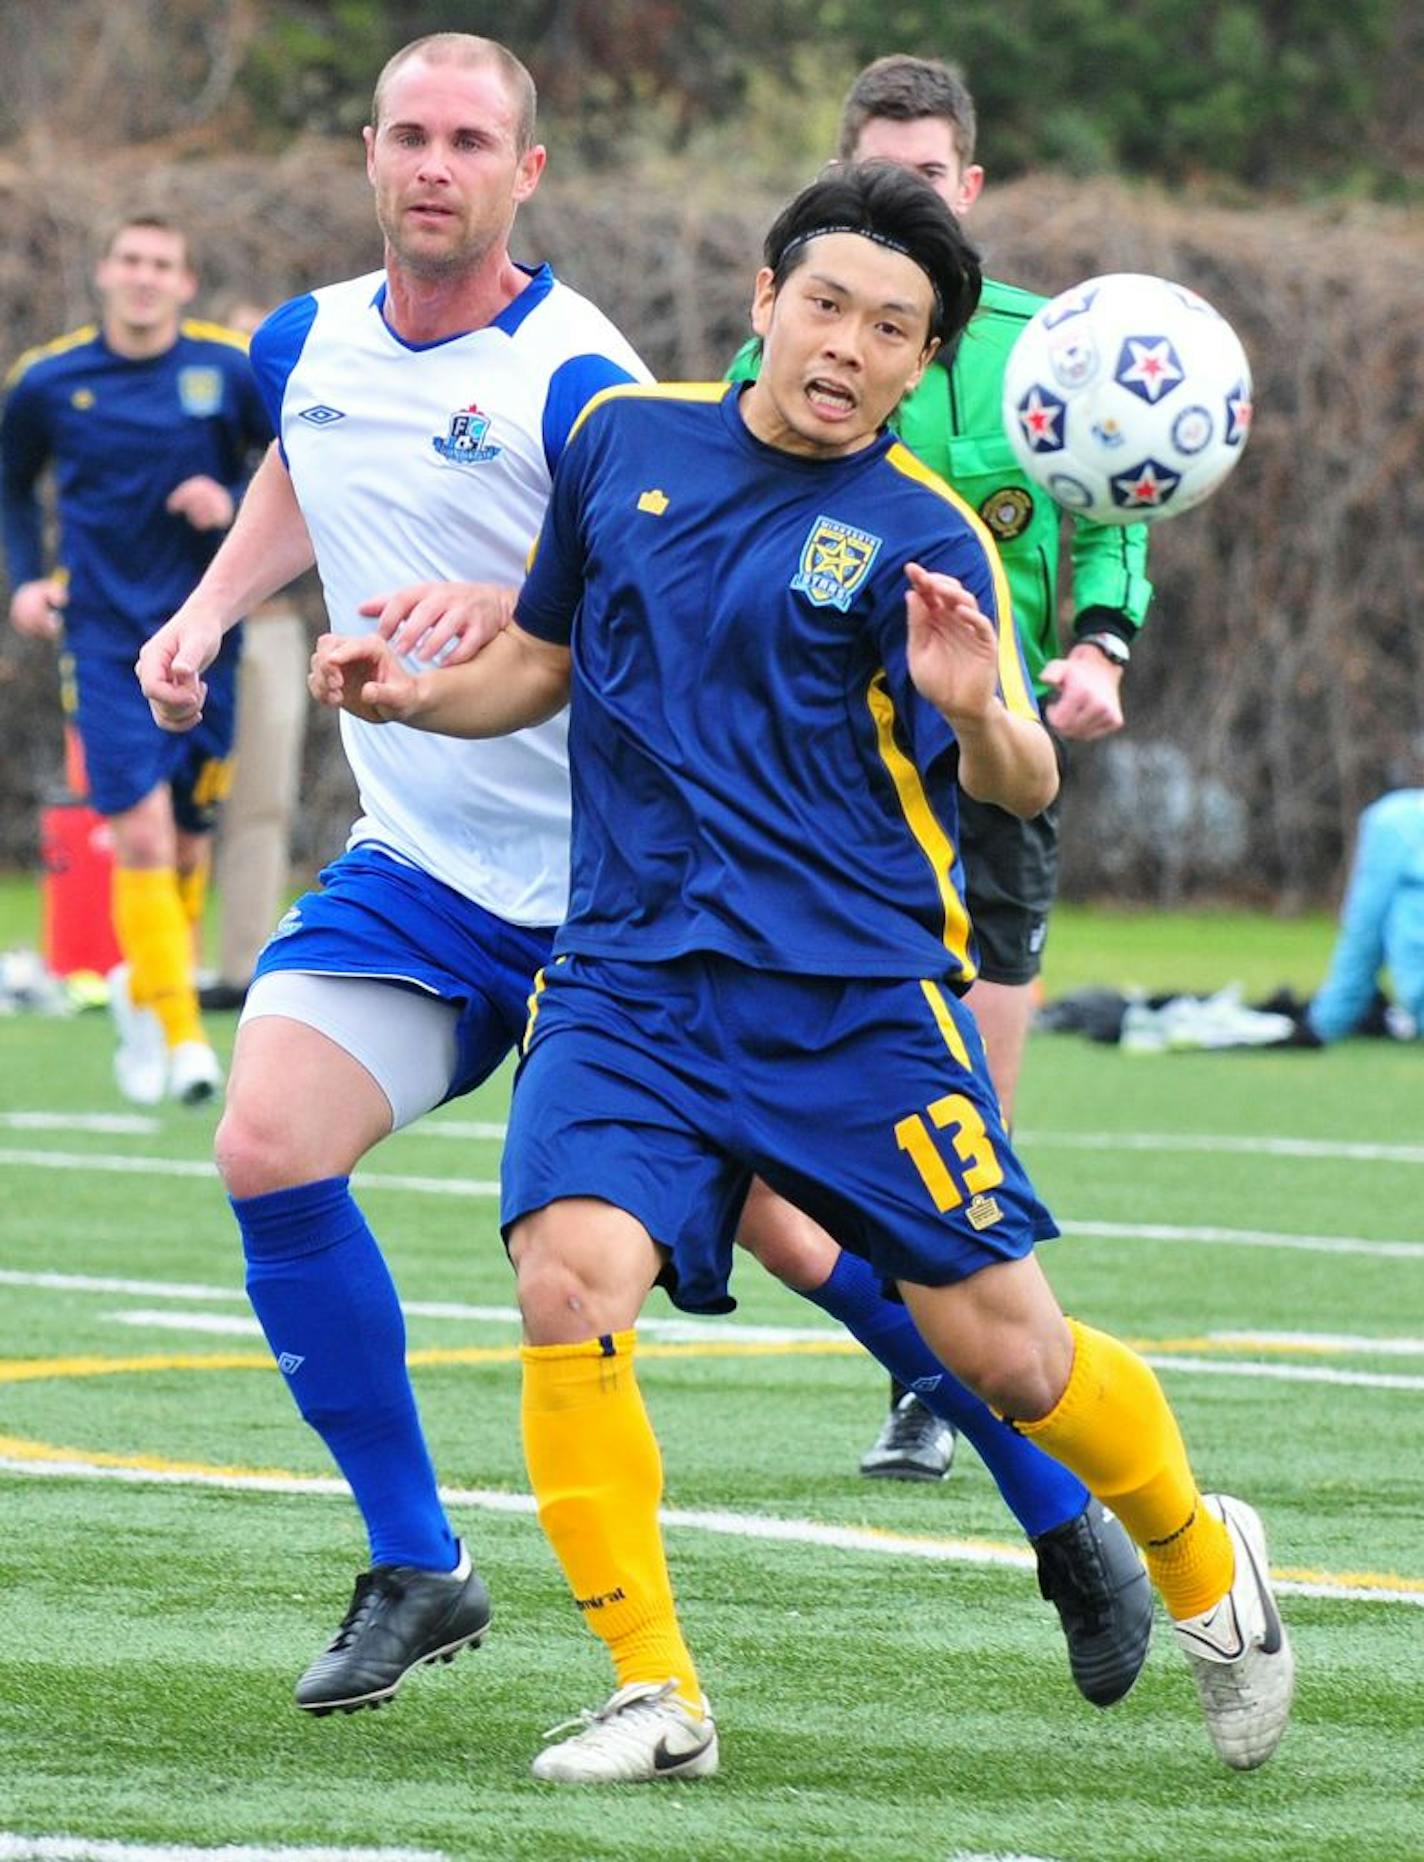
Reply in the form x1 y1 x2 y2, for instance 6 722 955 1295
1075 631 1131 669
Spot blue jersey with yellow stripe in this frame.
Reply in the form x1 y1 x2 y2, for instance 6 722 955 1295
0 320 270 653
515 380 1039 989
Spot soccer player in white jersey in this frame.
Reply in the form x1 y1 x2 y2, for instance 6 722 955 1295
136 33 647 1715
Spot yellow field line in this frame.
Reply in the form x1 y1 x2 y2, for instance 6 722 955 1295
0 1337 866 1385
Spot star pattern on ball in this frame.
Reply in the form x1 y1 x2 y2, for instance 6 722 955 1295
1014 384 1067 452
1109 457 1183 508
1114 335 1185 403
1225 381 1253 445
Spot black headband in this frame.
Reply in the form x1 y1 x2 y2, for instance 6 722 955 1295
777 223 944 330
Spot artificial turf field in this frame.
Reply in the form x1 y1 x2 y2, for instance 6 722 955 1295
1 901 1421 1862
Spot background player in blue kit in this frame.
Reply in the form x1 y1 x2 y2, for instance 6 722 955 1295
320 163 1294 1786
1 215 269 1105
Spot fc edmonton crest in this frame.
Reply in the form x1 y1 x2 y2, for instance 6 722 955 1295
791 514 882 612
177 366 223 416
432 402 502 464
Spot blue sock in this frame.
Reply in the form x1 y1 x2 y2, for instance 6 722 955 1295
803 1249 1088 1540
233 1176 458 1571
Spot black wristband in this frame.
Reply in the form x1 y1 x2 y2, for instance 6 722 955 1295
1072 606 1135 647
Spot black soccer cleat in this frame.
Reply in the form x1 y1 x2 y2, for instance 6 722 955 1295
858 1392 958 1482
296 1548 491 1715
1033 1497 1154 1707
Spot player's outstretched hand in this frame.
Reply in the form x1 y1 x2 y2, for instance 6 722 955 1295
1041 650 1125 741
359 581 516 666
904 562 1000 723
137 607 224 731
8 576 67 640
310 632 421 725
166 475 236 532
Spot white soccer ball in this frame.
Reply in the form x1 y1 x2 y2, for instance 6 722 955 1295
1001 271 1253 525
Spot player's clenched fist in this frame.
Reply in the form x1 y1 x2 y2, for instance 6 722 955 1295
309 632 424 726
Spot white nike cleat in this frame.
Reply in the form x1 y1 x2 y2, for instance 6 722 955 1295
531 1680 719 1784
107 963 167 1106
1172 1493 1294 1770
168 1039 224 1106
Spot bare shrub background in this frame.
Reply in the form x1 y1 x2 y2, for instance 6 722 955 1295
2 148 1420 904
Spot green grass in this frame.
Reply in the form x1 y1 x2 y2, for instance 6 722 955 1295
0 898 1419 1861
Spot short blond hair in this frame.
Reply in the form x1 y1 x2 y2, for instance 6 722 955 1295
370 34 537 151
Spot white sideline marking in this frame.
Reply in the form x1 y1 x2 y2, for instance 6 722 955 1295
1210 1330 1424 1357
1021 1128 1424 1167
100 1304 838 1347
1143 1355 1424 1392
0 1452 1420 1609
0 1841 444 1862
107 1311 263 1337
4 1147 1421 1260
7 1271 1424 1384
393 1119 507 1141
0 1150 500 1197
0 1112 161 1135
1059 1219 1424 1261
414 1118 1424 1170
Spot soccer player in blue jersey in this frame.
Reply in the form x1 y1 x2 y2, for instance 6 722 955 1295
319 163 1294 1784
2 216 269 1104
137 34 648 1717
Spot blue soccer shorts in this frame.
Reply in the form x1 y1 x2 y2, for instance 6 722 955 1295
501 951 1059 1313
65 639 239 829
254 842 556 1104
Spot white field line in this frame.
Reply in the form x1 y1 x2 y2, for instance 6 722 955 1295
1141 1355 1424 1392
0 1450 1419 1610
0 1112 161 1135
411 1119 1424 1170
5 1268 1424 1379
0 1149 500 1197
3 1146 1421 1260
1210 1330 1424 1357
0 1839 444 1862
100 1305 839 1346
1057 1219 1424 1261
1019 1128 1424 1166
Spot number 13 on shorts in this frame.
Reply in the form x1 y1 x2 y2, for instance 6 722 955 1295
894 1093 1005 1213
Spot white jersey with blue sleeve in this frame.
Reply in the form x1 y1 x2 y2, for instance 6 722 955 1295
250 265 648 925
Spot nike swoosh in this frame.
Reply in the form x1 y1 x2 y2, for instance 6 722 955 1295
1238 1523 1284 1656
652 1726 715 1773
1177 1594 1247 1661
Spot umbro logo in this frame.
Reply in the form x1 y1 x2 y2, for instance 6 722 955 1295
276 1352 306 1376
297 405 346 426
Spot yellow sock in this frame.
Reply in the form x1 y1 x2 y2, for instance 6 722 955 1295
1018 1318 1234 1619
522 1330 703 1709
112 867 203 1048
175 861 208 968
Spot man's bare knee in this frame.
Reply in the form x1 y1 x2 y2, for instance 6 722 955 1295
736 1181 839 1293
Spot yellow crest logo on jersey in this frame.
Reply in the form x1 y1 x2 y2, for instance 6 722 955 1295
637 488 669 515
966 1193 1004 1231
177 367 223 417
791 514 883 613
70 387 96 411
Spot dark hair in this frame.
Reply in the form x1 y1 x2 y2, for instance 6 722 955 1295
763 163 981 347
838 55 977 166
371 34 537 152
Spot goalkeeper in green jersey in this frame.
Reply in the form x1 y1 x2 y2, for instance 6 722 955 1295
730 54 1153 1482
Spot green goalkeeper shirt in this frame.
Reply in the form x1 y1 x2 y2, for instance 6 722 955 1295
728 275 1153 696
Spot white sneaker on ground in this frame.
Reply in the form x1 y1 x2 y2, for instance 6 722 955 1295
531 1679 718 1784
168 1039 223 1106
107 963 167 1106
1172 1493 1294 1770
